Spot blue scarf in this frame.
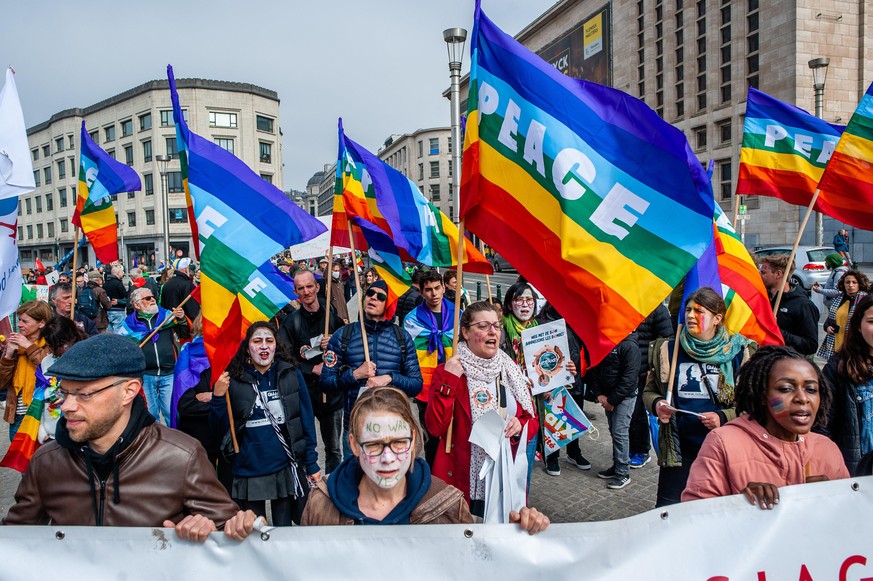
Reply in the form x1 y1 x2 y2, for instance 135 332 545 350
418 298 454 361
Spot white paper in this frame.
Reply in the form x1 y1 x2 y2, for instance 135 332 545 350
470 410 529 524
468 410 505 461
304 334 324 360
521 318 574 395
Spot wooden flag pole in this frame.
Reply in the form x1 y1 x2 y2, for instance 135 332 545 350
486 275 493 303
225 391 239 454
664 324 683 408
346 219 371 364
772 189 820 317
446 219 467 454
70 227 81 321
137 289 197 347
323 246 335 338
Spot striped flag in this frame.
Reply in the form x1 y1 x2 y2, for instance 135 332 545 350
168 66 325 375
817 82 873 229
0 368 55 472
737 87 842 206
460 2 714 365
73 121 141 264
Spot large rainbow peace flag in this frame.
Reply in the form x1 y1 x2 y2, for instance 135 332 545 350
168 66 326 375
817 82 873 229
460 2 714 365
736 88 843 206
72 121 141 263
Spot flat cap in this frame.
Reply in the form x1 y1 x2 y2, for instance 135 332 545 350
48 334 146 381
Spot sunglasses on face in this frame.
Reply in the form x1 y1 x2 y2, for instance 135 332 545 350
366 289 387 302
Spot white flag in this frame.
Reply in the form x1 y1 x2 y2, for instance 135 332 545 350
0 67 35 200
0 195 21 319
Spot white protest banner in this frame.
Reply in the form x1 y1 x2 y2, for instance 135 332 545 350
0 478 870 579
541 386 592 454
288 216 351 261
521 318 574 395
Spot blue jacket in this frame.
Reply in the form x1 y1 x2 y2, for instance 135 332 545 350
319 318 422 422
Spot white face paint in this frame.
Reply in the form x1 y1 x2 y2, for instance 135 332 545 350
248 328 276 371
511 289 536 321
356 413 413 489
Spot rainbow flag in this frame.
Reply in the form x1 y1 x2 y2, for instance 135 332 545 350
403 298 456 402
737 87 842 206
73 121 141 264
168 66 324 375
0 368 55 472
817 82 873 229
460 2 714 365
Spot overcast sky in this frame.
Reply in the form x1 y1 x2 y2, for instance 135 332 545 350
4 0 557 189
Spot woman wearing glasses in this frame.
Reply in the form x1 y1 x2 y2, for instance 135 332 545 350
210 321 320 526
425 301 539 517
301 386 548 532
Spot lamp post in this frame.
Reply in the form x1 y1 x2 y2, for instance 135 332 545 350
809 57 830 246
444 27 467 226
155 154 171 265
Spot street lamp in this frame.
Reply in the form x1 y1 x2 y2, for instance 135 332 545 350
155 154 171 265
444 27 467 227
809 57 830 246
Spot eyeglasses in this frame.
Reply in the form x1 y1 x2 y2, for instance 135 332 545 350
138 295 156 303
365 289 388 302
512 297 535 305
466 321 501 332
57 378 129 403
356 437 413 458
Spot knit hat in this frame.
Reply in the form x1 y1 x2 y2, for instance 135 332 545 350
87 271 103 281
825 252 844 269
49 334 146 381
174 257 192 270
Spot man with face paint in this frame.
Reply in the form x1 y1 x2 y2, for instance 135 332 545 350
320 279 423 461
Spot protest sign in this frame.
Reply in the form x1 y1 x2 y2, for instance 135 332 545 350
541 386 592 454
521 318 574 395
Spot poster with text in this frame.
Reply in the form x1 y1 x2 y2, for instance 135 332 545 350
521 318 573 395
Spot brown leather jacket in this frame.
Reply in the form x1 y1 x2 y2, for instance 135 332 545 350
301 476 472 526
4 424 239 527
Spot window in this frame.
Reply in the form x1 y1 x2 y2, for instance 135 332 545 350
167 171 183 193
56 160 66 179
209 111 238 128
33 170 40 187
747 54 759 74
31 149 38 161
430 184 441 201
121 119 133 137
747 33 759 53
168 208 188 223
145 209 155 225
36 224 43 239
68 135 74 149
256 115 274 133
127 211 137 227
107 149 115 160
89 131 98 144
139 112 152 131
104 125 116 142
215 138 234 155
124 145 134 166
748 0 758 10
47 222 54 238
417 141 423 158
719 160 732 200
128 191 136 199
45 193 53 211
721 25 731 44
42 144 50 157
143 140 152 163
418 163 424 181
259 142 272 163
60 218 68 233
35 197 42 212
260 173 272 184
55 137 64 153
430 161 440 178
719 120 731 144
166 137 178 159
25 198 31 214
144 173 154 195
447 138 452 154
721 45 731 64
694 126 707 149
59 188 67 208
429 138 439 155
44 167 52 185
161 110 173 126
747 12 758 32
17 226 22 240
27 225 32 239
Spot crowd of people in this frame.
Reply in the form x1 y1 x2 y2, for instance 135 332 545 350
0 241 868 543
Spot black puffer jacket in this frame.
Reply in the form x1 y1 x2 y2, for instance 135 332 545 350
161 270 200 320
103 274 128 312
822 354 868 476
586 332 640 407
772 285 819 355
636 304 674 384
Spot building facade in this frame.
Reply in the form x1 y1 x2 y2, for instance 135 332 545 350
21 78 282 270
476 0 873 259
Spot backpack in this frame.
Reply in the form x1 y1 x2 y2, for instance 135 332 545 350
77 287 99 319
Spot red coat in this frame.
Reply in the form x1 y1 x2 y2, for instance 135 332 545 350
425 364 538 502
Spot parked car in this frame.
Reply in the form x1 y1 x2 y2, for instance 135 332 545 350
488 252 516 273
752 246 834 292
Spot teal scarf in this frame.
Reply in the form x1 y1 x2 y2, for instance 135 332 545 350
679 325 750 405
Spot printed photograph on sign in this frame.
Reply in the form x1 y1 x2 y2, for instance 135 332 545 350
521 318 574 395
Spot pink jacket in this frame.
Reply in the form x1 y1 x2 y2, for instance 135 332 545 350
682 415 849 502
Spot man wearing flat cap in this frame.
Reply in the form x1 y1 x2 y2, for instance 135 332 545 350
3 334 256 542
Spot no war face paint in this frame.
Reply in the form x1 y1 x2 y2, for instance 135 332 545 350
355 413 413 489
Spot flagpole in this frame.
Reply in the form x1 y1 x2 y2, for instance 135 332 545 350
479 239 493 302
772 189 819 316
70 227 81 321
664 324 683 407
451 220 466 352
346 219 371 364
138 289 197 347
323 246 334 338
